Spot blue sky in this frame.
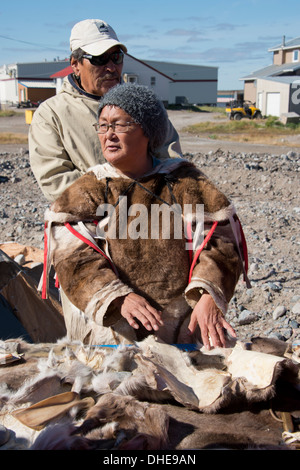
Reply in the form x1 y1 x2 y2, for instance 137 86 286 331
1 0 299 89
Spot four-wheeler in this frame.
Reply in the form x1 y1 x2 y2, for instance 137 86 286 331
226 100 262 120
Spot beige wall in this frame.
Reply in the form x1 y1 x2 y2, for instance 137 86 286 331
244 81 257 103
256 79 290 116
273 49 300 65
284 50 293 63
273 50 283 65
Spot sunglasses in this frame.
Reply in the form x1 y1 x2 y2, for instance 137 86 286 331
82 51 124 67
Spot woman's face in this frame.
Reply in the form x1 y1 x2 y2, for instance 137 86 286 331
98 106 151 178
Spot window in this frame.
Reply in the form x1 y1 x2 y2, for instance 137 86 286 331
150 76 156 86
293 50 299 62
123 73 138 83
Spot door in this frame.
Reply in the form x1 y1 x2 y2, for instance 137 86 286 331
257 92 263 111
266 92 280 117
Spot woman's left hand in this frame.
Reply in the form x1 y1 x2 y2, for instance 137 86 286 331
188 292 236 350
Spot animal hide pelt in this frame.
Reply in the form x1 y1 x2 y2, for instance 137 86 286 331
0 335 299 450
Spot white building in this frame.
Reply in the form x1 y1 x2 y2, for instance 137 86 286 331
123 54 218 106
1 54 218 107
51 54 218 107
0 60 69 106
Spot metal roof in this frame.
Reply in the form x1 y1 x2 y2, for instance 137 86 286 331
51 54 218 82
3 56 217 82
49 57 218 82
51 66 73 78
141 58 218 81
241 62 300 81
258 76 300 85
269 37 300 52
16 61 70 79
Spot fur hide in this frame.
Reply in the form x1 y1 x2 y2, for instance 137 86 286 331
0 335 299 450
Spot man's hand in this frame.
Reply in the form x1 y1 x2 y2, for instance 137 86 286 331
114 293 163 332
188 292 236 350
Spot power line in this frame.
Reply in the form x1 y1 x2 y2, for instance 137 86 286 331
0 34 68 53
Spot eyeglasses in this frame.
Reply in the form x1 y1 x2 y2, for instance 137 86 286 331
82 51 124 67
93 121 136 134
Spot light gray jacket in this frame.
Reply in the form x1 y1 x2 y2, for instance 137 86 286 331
29 75 183 202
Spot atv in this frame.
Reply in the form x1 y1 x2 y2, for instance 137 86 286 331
226 100 262 120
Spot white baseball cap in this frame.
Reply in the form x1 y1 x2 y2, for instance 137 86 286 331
70 19 127 55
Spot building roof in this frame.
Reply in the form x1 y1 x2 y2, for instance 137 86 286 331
51 65 73 78
241 61 300 81
16 61 70 79
258 76 300 85
269 36 300 52
50 54 218 82
141 58 218 81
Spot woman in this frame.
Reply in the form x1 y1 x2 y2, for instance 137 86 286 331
44 84 249 349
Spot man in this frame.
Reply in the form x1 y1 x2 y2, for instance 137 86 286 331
29 19 182 202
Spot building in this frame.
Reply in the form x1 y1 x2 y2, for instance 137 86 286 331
125 54 218 106
1 55 218 108
51 53 218 106
0 60 69 107
241 36 300 120
217 89 244 107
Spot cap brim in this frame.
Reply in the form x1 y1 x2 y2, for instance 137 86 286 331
83 39 127 56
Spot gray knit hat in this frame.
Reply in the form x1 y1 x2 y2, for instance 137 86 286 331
97 83 168 152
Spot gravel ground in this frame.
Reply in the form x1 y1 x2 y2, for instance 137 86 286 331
0 110 299 344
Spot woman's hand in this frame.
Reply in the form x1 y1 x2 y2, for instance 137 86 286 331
115 293 164 332
188 292 236 350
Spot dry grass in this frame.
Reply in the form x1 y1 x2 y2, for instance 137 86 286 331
214 133 300 147
0 133 28 144
0 110 28 144
183 117 300 147
0 110 18 117
198 105 227 115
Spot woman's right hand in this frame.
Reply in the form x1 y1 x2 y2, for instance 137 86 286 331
114 293 164 332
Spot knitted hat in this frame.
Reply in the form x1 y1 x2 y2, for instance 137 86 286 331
97 84 168 151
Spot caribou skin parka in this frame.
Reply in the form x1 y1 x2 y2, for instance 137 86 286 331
43 157 249 345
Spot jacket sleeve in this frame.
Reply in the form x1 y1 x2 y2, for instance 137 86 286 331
46 174 134 327
51 223 134 328
29 103 82 202
185 220 243 315
180 170 246 314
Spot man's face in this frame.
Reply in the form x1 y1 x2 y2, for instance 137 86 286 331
71 46 123 96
